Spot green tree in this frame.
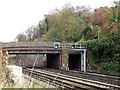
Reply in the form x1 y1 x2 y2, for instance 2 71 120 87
16 33 26 42
43 4 89 42
44 27 62 42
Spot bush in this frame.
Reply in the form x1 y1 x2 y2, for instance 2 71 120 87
102 61 120 74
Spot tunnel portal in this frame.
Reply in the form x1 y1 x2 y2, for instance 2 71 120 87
47 54 60 69
69 54 81 70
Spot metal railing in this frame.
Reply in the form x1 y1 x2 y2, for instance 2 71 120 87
71 44 87 49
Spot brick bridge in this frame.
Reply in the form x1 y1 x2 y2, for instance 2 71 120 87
0 42 87 72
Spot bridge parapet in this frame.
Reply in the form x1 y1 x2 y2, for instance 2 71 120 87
60 43 73 48
2 42 74 49
2 42 55 48
1 42 73 55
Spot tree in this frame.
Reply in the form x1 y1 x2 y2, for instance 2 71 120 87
26 26 35 42
88 1 120 39
16 33 26 42
44 27 62 42
43 4 89 42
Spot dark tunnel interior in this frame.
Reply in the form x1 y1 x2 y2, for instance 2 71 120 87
69 54 81 70
47 54 60 69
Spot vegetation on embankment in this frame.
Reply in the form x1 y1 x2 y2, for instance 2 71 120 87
75 2 120 74
0 53 54 88
76 34 120 74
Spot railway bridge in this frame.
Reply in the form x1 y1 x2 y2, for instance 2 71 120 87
0 42 87 72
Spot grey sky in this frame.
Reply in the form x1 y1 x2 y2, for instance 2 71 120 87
0 0 115 42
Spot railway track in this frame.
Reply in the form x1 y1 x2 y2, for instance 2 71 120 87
23 68 120 90
45 69 120 86
68 70 120 86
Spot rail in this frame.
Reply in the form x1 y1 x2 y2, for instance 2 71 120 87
23 68 120 89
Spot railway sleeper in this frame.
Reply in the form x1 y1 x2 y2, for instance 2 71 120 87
23 69 119 89
26 71 89 89
33 74 74 89
64 71 118 86
26 73 61 88
34 74 66 88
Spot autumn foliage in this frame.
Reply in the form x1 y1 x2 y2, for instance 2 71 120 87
15 2 120 74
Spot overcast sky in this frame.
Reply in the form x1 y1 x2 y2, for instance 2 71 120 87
0 0 116 42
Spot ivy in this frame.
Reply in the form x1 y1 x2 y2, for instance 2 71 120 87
76 34 120 62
